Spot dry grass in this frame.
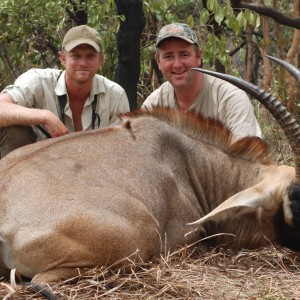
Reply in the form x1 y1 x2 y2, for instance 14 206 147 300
1 245 300 300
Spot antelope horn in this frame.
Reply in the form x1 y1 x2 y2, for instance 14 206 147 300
192 59 300 182
266 55 300 82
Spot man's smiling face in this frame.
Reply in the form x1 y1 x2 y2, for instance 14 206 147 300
156 38 202 89
60 44 103 85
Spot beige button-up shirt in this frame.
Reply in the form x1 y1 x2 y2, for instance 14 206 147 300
142 73 262 142
2 68 130 132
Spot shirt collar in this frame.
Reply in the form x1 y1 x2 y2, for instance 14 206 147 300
54 71 104 101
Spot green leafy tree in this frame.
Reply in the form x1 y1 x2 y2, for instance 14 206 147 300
0 0 298 110
0 0 121 88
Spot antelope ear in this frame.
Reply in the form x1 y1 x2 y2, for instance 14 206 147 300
187 184 274 227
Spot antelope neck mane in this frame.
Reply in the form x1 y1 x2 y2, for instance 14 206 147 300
124 107 271 164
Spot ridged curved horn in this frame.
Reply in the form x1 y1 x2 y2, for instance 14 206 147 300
266 55 300 82
192 61 300 183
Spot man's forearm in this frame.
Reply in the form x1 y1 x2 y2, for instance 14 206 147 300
0 101 46 128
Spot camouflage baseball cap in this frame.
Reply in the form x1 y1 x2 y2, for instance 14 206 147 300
156 23 198 47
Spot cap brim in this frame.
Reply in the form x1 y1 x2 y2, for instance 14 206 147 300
156 36 196 47
64 38 100 52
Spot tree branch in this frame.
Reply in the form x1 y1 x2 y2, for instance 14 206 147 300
231 0 300 29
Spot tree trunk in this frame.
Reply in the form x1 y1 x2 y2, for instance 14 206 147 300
245 25 254 83
114 0 146 110
286 0 300 116
258 12 271 92
66 0 87 25
273 0 287 104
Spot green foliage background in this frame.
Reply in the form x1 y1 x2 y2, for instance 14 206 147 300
0 0 296 103
0 0 257 84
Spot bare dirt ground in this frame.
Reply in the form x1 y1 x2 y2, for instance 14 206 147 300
1 245 299 299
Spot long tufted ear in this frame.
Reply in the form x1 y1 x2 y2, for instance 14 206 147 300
187 181 284 227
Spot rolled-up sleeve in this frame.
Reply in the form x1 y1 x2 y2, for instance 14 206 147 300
2 69 45 108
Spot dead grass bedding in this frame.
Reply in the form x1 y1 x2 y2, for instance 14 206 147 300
1 245 299 299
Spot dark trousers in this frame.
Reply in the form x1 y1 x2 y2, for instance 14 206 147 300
0 126 37 159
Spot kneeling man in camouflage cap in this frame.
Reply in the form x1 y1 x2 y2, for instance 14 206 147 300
142 23 261 142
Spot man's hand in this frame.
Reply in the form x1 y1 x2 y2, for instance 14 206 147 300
41 110 69 138
0 94 69 137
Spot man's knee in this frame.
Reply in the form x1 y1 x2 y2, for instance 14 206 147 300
0 126 37 159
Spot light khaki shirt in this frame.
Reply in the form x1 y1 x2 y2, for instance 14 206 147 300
2 68 130 132
142 74 262 142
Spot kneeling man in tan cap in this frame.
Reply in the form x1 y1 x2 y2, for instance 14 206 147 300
0 25 130 158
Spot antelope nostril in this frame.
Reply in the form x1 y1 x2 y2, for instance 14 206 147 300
288 183 300 201
290 201 300 211
290 200 300 227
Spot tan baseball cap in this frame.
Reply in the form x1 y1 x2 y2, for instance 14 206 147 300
156 23 198 47
62 25 103 53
